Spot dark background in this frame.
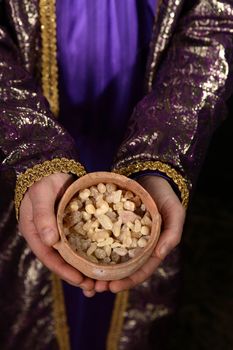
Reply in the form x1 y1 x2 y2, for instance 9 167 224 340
167 99 233 349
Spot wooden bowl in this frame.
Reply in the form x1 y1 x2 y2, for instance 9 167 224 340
54 172 161 280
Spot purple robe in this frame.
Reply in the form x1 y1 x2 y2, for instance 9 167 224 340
1 1 233 349
57 0 156 172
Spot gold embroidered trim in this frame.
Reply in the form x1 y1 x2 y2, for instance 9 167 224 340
38 3 73 349
15 157 86 219
106 291 129 350
51 274 70 350
113 161 189 208
146 0 162 92
39 0 59 116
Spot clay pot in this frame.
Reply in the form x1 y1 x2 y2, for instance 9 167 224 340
54 172 161 280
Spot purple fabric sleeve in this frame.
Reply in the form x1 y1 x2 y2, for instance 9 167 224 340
131 170 171 182
0 24 80 181
113 1 233 193
131 171 181 199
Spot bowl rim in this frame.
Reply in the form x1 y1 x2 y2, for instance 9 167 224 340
55 171 161 272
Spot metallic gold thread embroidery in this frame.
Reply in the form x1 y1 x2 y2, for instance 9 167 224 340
106 291 129 350
38 3 73 349
39 0 59 116
146 0 182 92
146 0 162 92
14 158 86 220
112 161 189 208
51 274 70 350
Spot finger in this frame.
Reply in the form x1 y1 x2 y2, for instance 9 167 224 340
94 280 109 292
82 290 96 298
138 176 185 260
155 201 185 260
19 192 34 231
19 197 86 286
20 195 95 288
29 182 59 246
79 278 97 291
109 256 161 293
29 235 85 286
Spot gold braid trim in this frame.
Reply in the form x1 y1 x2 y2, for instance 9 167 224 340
51 274 70 350
15 157 86 219
106 291 129 350
39 0 59 116
38 3 76 350
113 161 189 208
146 0 163 92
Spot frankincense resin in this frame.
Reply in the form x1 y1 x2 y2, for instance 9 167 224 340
63 183 152 264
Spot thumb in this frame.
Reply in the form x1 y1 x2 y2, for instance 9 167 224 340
29 182 59 246
155 200 185 259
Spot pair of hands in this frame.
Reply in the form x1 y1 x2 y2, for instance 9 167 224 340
19 173 185 297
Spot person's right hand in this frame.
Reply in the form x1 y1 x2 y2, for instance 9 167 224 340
18 173 95 292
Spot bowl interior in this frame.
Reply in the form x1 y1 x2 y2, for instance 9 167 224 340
56 172 161 275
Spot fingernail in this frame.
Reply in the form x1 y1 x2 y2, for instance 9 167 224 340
41 228 57 245
80 285 88 291
83 290 96 298
158 243 169 259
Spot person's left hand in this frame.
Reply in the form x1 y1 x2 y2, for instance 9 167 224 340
93 175 186 294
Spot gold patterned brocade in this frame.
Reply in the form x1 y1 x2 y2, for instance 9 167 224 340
0 192 58 349
146 0 183 92
39 0 59 116
106 291 129 350
52 274 70 350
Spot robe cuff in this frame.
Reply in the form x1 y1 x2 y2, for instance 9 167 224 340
130 170 182 200
14 157 86 220
112 161 189 208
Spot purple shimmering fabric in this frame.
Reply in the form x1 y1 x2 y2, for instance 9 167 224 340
113 0 233 190
0 3 79 178
1 1 233 350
